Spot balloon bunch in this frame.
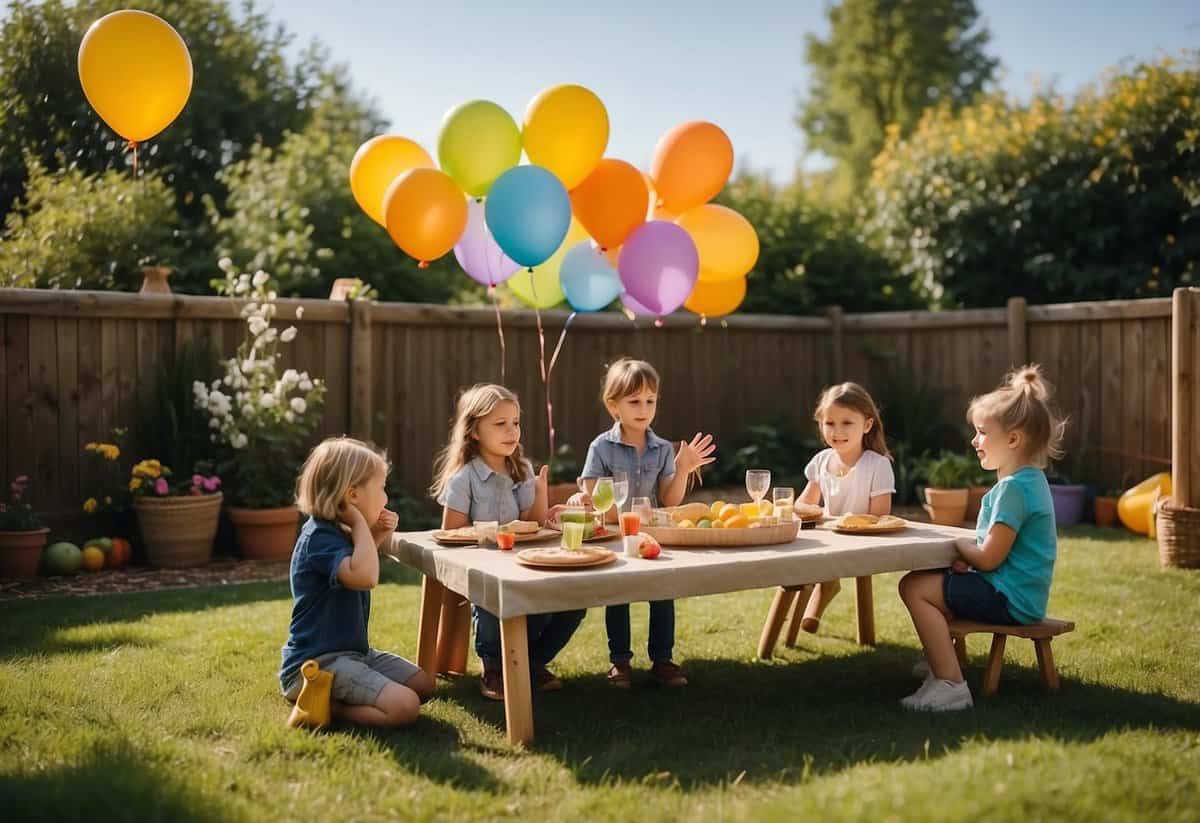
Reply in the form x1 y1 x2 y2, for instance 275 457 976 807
349 85 758 320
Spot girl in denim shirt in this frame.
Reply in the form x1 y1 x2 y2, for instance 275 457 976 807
432 383 585 701
577 358 716 688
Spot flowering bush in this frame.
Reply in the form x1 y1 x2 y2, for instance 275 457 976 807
194 259 326 508
0 475 42 531
129 460 222 498
81 433 130 516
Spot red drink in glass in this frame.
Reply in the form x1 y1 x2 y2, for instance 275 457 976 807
620 512 641 537
496 531 516 551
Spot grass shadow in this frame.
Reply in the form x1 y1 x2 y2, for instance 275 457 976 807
340 713 506 792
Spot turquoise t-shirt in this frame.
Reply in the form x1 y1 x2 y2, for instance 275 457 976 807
977 467 1057 624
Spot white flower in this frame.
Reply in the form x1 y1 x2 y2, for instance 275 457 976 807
235 279 249 295
285 411 295 423
209 418 220 429
280 326 297 343
242 404 255 418
259 392 277 408
267 291 277 302
261 328 278 344
240 302 259 319
296 306 305 319
252 270 270 288
290 397 307 414
231 432 248 449
218 256 234 273
299 378 313 392
248 317 269 337
241 359 257 374
281 369 299 386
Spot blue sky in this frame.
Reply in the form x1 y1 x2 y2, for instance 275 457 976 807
5 1 1197 180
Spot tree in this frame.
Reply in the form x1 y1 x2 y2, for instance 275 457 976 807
798 0 997 197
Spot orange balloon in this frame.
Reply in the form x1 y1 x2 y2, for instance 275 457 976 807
642 171 676 221
651 121 734 214
684 275 747 318
350 136 433 227
676 204 759 281
383 168 467 263
569 159 648 250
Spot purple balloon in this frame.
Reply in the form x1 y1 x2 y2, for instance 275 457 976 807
617 221 698 316
621 292 658 317
454 198 521 287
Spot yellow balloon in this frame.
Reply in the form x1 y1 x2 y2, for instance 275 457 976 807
383 169 468 264
676 204 759 282
507 218 589 309
684 275 747 318
78 11 193 142
350 136 433 227
523 85 609 190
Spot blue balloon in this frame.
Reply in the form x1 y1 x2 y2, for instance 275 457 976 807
485 165 571 268
560 241 621 312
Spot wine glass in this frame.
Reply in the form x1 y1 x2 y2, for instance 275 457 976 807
745 469 771 506
612 469 629 513
592 477 615 520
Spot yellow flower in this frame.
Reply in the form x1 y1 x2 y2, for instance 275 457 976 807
130 477 143 491
83 498 98 513
100 445 120 461
85 442 99 452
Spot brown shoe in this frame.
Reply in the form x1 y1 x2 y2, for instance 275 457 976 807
479 668 504 701
607 663 633 688
650 661 688 687
532 665 563 692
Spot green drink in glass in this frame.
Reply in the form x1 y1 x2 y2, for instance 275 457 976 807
592 477 614 517
561 522 585 551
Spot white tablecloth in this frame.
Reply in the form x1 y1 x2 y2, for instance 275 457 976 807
389 522 965 618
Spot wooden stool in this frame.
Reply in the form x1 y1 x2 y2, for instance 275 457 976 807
949 617 1074 696
757 576 876 659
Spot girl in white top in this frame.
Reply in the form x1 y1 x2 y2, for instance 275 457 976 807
795 382 895 632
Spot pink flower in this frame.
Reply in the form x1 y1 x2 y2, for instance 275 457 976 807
192 474 204 488
155 477 170 496
14 475 29 486
204 476 221 491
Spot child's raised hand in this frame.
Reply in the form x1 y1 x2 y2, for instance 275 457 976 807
676 432 716 475
566 492 593 508
338 502 368 532
373 508 399 534
535 465 549 492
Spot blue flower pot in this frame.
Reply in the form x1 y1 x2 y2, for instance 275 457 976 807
1049 484 1086 526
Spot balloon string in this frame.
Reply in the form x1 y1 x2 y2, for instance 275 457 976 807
542 312 575 460
124 140 139 176
490 284 506 383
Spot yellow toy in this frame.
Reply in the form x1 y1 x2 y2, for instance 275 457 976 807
287 659 333 730
1117 473 1172 537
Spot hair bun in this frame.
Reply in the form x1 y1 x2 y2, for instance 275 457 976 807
1010 364 1049 398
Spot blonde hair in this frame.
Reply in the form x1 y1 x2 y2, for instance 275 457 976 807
430 384 529 499
295 436 389 521
968 364 1066 468
813 382 891 459
602 358 660 418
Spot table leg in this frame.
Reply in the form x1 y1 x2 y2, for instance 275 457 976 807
784 585 813 647
417 576 446 679
758 587 798 659
436 590 471 676
855 576 875 645
500 615 534 745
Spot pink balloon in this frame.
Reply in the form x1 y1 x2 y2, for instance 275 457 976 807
454 198 521 287
617 220 698 316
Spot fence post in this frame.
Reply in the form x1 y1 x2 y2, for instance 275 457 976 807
349 300 373 441
1007 297 1027 366
1172 287 1200 509
827 305 844 382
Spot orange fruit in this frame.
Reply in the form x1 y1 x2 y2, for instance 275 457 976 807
709 500 726 518
725 514 749 529
739 502 760 519
81 545 105 572
108 538 132 569
718 504 739 522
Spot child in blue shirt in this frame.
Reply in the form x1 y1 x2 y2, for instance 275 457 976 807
900 365 1065 712
280 437 433 728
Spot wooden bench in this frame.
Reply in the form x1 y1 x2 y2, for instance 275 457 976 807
949 617 1075 696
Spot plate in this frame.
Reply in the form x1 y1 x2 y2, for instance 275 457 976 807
515 546 618 569
831 517 909 535
431 527 558 546
544 524 621 543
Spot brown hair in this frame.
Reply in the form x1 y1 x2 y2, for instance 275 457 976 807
295 437 389 521
430 384 530 499
813 382 890 459
967 364 1066 468
602 358 660 419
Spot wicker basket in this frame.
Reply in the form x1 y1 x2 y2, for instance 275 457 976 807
1156 500 1200 569
134 492 222 568
642 520 799 548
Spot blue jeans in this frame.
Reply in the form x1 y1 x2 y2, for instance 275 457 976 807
473 605 586 671
605 600 675 664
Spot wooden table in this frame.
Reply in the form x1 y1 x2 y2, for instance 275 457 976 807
389 522 965 744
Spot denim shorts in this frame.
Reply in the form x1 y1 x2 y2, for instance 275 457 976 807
943 570 1018 625
282 649 420 706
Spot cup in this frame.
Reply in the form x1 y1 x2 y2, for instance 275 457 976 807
620 511 641 537
496 527 516 551
475 521 498 546
561 521 585 551
624 534 641 557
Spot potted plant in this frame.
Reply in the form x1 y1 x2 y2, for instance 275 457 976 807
131 460 223 568
195 259 326 561
79 432 139 556
919 452 975 526
0 475 49 579
1093 488 1121 528
1047 460 1087 527
546 443 583 506
966 462 994 522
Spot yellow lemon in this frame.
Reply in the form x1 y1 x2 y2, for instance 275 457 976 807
718 504 740 522
739 502 760 519
710 500 726 518
677 519 695 529
725 514 749 529
711 519 726 529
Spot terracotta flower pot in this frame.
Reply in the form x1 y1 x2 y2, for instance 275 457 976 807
1094 496 1118 528
966 484 991 521
134 493 221 568
0 527 50 579
923 487 969 526
228 505 300 562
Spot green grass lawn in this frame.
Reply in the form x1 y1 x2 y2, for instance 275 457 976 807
2 527 1199 822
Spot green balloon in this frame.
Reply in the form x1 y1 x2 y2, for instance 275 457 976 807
437 100 521 197
507 218 589 309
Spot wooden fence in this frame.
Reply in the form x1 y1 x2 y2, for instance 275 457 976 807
0 288 1178 517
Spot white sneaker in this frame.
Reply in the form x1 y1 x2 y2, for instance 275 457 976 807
912 659 931 679
901 678 973 712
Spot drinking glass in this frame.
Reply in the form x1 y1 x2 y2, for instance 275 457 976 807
613 470 630 513
592 477 615 517
561 522 585 551
773 486 795 520
745 469 771 504
631 496 652 523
